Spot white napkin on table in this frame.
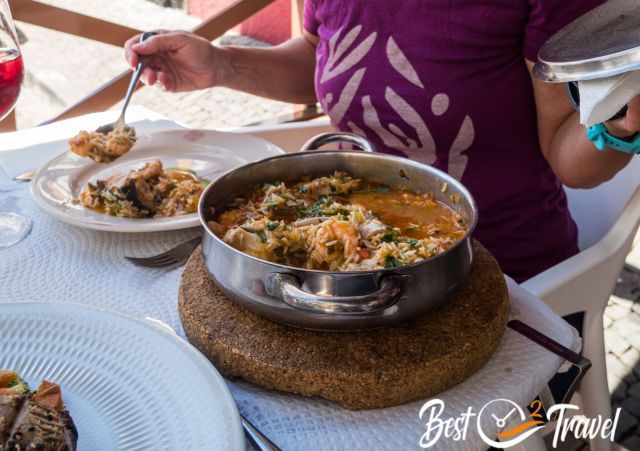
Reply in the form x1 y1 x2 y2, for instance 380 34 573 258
579 70 640 126
0 106 184 178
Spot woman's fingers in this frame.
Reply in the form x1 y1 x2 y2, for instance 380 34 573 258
124 34 142 68
157 72 175 91
140 67 177 91
605 96 640 137
141 67 158 86
131 32 185 56
125 30 173 68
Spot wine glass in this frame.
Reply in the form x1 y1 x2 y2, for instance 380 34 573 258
0 0 29 249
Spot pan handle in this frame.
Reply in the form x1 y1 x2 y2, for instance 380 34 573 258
300 132 377 153
265 273 403 314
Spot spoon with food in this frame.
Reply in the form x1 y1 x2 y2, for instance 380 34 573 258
68 31 157 163
68 126 137 163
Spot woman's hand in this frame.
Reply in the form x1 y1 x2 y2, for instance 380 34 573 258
124 31 227 92
604 96 640 138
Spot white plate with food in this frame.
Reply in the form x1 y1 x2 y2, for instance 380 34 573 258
0 302 244 451
31 129 285 232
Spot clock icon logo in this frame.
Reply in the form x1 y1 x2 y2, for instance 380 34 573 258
477 399 545 448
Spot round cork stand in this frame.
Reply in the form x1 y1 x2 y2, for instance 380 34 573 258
179 241 510 410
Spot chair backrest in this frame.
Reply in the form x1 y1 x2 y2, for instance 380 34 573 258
565 157 640 250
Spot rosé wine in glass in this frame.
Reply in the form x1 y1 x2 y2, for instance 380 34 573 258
0 48 22 120
0 0 31 248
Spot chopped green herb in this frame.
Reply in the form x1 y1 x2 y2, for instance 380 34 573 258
257 230 267 243
303 196 332 217
407 238 420 248
381 230 399 243
384 255 401 268
266 221 279 231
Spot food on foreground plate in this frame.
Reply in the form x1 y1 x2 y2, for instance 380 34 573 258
69 126 136 163
80 160 204 218
208 171 467 271
0 370 77 451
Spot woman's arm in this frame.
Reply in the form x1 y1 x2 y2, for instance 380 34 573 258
526 59 636 189
125 31 318 104
220 33 319 104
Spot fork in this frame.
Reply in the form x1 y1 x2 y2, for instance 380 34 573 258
241 416 281 451
125 235 202 268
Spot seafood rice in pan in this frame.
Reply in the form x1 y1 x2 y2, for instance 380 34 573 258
209 171 468 271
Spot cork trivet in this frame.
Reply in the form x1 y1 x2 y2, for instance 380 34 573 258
179 241 509 410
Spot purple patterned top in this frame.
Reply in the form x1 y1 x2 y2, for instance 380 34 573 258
304 0 604 281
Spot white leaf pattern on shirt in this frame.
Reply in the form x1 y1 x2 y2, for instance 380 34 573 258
362 95 412 151
320 26 377 83
448 115 474 181
388 123 418 148
386 37 424 89
328 67 366 125
385 86 436 153
333 25 363 63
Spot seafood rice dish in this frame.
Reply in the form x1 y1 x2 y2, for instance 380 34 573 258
69 126 136 163
209 171 467 271
80 160 204 218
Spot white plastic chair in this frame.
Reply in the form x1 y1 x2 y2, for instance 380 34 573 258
522 158 640 451
236 119 640 451
233 117 334 154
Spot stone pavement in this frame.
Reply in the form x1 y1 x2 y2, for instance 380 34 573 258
10 2 640 450
604 260 640 450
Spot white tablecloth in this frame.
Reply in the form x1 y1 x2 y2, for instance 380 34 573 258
0 110 580 451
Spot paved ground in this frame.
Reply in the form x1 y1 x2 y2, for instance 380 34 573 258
603 261 640 450
10 2 640 450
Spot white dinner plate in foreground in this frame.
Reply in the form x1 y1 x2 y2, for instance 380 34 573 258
0 302 244 451
31 129 284 232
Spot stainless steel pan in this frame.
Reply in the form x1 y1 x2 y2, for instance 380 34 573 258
198 132 478 331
